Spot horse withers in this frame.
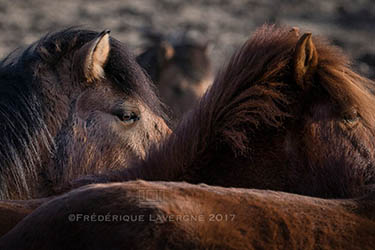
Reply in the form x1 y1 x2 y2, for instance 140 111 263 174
0 28 170 200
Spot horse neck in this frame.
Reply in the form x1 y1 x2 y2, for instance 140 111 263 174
110 72 291 185
115 107 209 182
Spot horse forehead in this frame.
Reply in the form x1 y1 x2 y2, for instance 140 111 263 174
305 100 339 120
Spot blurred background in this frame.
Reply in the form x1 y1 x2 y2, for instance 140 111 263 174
0 0 373 78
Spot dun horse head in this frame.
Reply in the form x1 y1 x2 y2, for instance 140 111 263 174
0 29 170 200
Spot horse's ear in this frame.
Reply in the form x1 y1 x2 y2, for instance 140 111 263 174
79 30 111 83
289 27 300 37
293 33 318 89
203 41 214 55
159 41 174 61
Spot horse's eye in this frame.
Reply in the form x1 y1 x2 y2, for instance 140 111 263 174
113 110 140 124
342 109 359 124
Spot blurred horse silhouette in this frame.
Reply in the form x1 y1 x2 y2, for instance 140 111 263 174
137 33 212 119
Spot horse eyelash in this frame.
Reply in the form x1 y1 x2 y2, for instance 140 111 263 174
113 110 140 123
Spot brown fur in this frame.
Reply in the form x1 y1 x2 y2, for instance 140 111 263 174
1 181 374 249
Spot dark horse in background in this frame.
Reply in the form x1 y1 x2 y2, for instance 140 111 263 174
136 34 213 119
0 28 171 200
2 25 375 249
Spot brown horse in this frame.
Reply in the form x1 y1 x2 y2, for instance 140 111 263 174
137 37 213 119
0 28 170 200
1 181 374 249
69 25 375 199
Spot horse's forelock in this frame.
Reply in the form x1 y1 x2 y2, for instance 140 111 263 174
196 25 296 154
312 40 375 128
